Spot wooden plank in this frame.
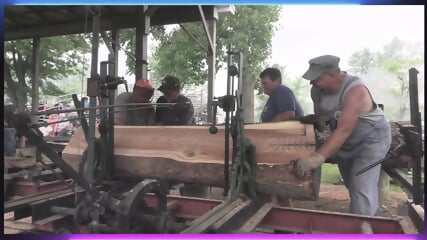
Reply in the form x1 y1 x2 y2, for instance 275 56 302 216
4 219 38 231
62 122 319 200
5 157 37 169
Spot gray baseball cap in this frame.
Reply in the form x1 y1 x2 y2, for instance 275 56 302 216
302 55 340 81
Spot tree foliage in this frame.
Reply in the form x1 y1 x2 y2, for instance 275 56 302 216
121 6 281 88
120 6 281 122
347 37 424 120
348 48 378 75
4 35 90 110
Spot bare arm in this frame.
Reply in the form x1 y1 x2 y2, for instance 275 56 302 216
271 111 295 122
17 136 26 149
317 85 368 159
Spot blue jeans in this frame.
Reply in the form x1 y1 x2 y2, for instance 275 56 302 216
334 119 391 216
4 128 17 157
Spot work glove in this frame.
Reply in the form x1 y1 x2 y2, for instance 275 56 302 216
298 114 326 132
291 152 326 180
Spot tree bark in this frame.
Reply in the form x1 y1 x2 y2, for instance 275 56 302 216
62 122 321 200
4 62 19 106
12 49 29 111
31 37 41 123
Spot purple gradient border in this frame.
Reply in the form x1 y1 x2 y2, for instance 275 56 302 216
1 0 425 240
2 234 426 240
68 234 425 240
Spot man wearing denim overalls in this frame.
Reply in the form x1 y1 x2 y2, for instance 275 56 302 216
293 55 391 216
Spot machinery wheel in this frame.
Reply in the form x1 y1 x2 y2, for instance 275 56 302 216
53 217 79 234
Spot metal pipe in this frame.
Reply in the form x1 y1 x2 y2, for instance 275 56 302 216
87 7 101 186
72 94 89 142
355 155 393 176
31 102 185 116
34 105 162 127
223 44 233 196
408 68 423 205
108 70 116 181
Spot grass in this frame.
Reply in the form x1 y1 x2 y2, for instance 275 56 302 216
321 163 341 184
389 184 404 193
15 147 35 157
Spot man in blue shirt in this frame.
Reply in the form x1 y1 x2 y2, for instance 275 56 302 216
260 68 304 123
259 67 304 209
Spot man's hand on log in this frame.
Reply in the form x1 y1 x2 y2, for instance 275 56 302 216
291 152 326 179
298 114 326 132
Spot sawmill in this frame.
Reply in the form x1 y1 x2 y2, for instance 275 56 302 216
3 5 425 234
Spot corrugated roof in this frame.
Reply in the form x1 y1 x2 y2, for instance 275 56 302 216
4 5 217 41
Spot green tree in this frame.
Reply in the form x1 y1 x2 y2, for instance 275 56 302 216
121 6 281 122
377 38 424 120
347 37 424 120
4 35 89 111
348 48 378 75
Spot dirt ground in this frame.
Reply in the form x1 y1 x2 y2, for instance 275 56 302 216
4 183 419 234
203 183 420 234
292 183 419 234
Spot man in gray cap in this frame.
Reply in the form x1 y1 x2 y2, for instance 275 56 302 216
292 55 391 216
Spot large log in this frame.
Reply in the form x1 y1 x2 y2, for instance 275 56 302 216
62 122 320 200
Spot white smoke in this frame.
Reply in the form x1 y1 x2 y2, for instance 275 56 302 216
358 67 424 121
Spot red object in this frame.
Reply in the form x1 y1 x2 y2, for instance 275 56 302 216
135 79 154 90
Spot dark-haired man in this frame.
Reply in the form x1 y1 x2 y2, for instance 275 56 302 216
260 67 304 123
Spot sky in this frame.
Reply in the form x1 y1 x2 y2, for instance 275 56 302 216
269 5 424 79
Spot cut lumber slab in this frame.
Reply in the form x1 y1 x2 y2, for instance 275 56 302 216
62 122 320 200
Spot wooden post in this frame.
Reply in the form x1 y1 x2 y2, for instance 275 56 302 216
31 37 41 124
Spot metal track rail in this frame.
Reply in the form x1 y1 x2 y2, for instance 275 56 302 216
4 186 82 213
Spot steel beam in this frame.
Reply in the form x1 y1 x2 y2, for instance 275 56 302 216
407 200 424 233
198 5 214 55
86 6 101 185
408 68 423 205
107 28 120 179
408 68 420 131
143 195 405 234
4 187 77 213
206 19 216 123
238 203 273 232
180 199 243 233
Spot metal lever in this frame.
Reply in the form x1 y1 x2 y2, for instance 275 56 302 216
209 100 219 134
355 154 394 176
